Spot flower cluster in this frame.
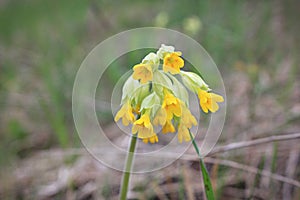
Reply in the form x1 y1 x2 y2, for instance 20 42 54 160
114 44 224 143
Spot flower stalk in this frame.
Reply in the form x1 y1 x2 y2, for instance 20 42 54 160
119 135 137 200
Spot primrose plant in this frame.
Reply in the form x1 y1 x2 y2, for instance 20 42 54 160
115 44 224 200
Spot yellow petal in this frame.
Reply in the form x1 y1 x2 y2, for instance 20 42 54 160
183 130 192 142
163 53 184 75
142 134 159 144
122 117 130 126
114 102 135 126
162 92 182 119
198 89 224 113
132 63 153 84
174 51 182 56
162 120 176 134
178 124 191 143
153 108 167 126
132 125 138 134
149 135 158 143
163 65 180 75
200 100 208 113
209 101 219 113
114 110 122 122
142 138 149 143
211 93 224 102
181 105 198 128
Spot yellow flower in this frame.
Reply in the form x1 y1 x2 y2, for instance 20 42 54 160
162 120 176 134
114 100 135 126
132 104 141 115
132 63 153 84
175 104 197 143
142 134 159 144
132 112 156 139
163 52 184 74
177 124 191 143
153 108 167 126
162 90 182 120
198 89 224 113
181 104 197 128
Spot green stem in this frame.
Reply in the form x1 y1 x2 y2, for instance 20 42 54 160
119 135 137 200
189 130 215 200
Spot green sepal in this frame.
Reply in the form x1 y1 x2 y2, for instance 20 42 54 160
140 92 161 113
180 71 210 93
121 75 140 104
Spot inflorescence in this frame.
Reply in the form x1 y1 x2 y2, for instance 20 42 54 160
114 44 224 144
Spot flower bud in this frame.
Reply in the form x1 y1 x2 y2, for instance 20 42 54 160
180 71 209 93
156 44 175 59
142 52 159 69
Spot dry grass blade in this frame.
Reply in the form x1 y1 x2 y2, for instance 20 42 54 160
203 158 300 188
182 163 195 200
209 132 300 155
181 155 300 188
150 181 170 200
282 149 300 200
35 133 300 158
36 133 300 158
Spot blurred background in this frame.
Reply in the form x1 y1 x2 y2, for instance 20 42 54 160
0 0 300 199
